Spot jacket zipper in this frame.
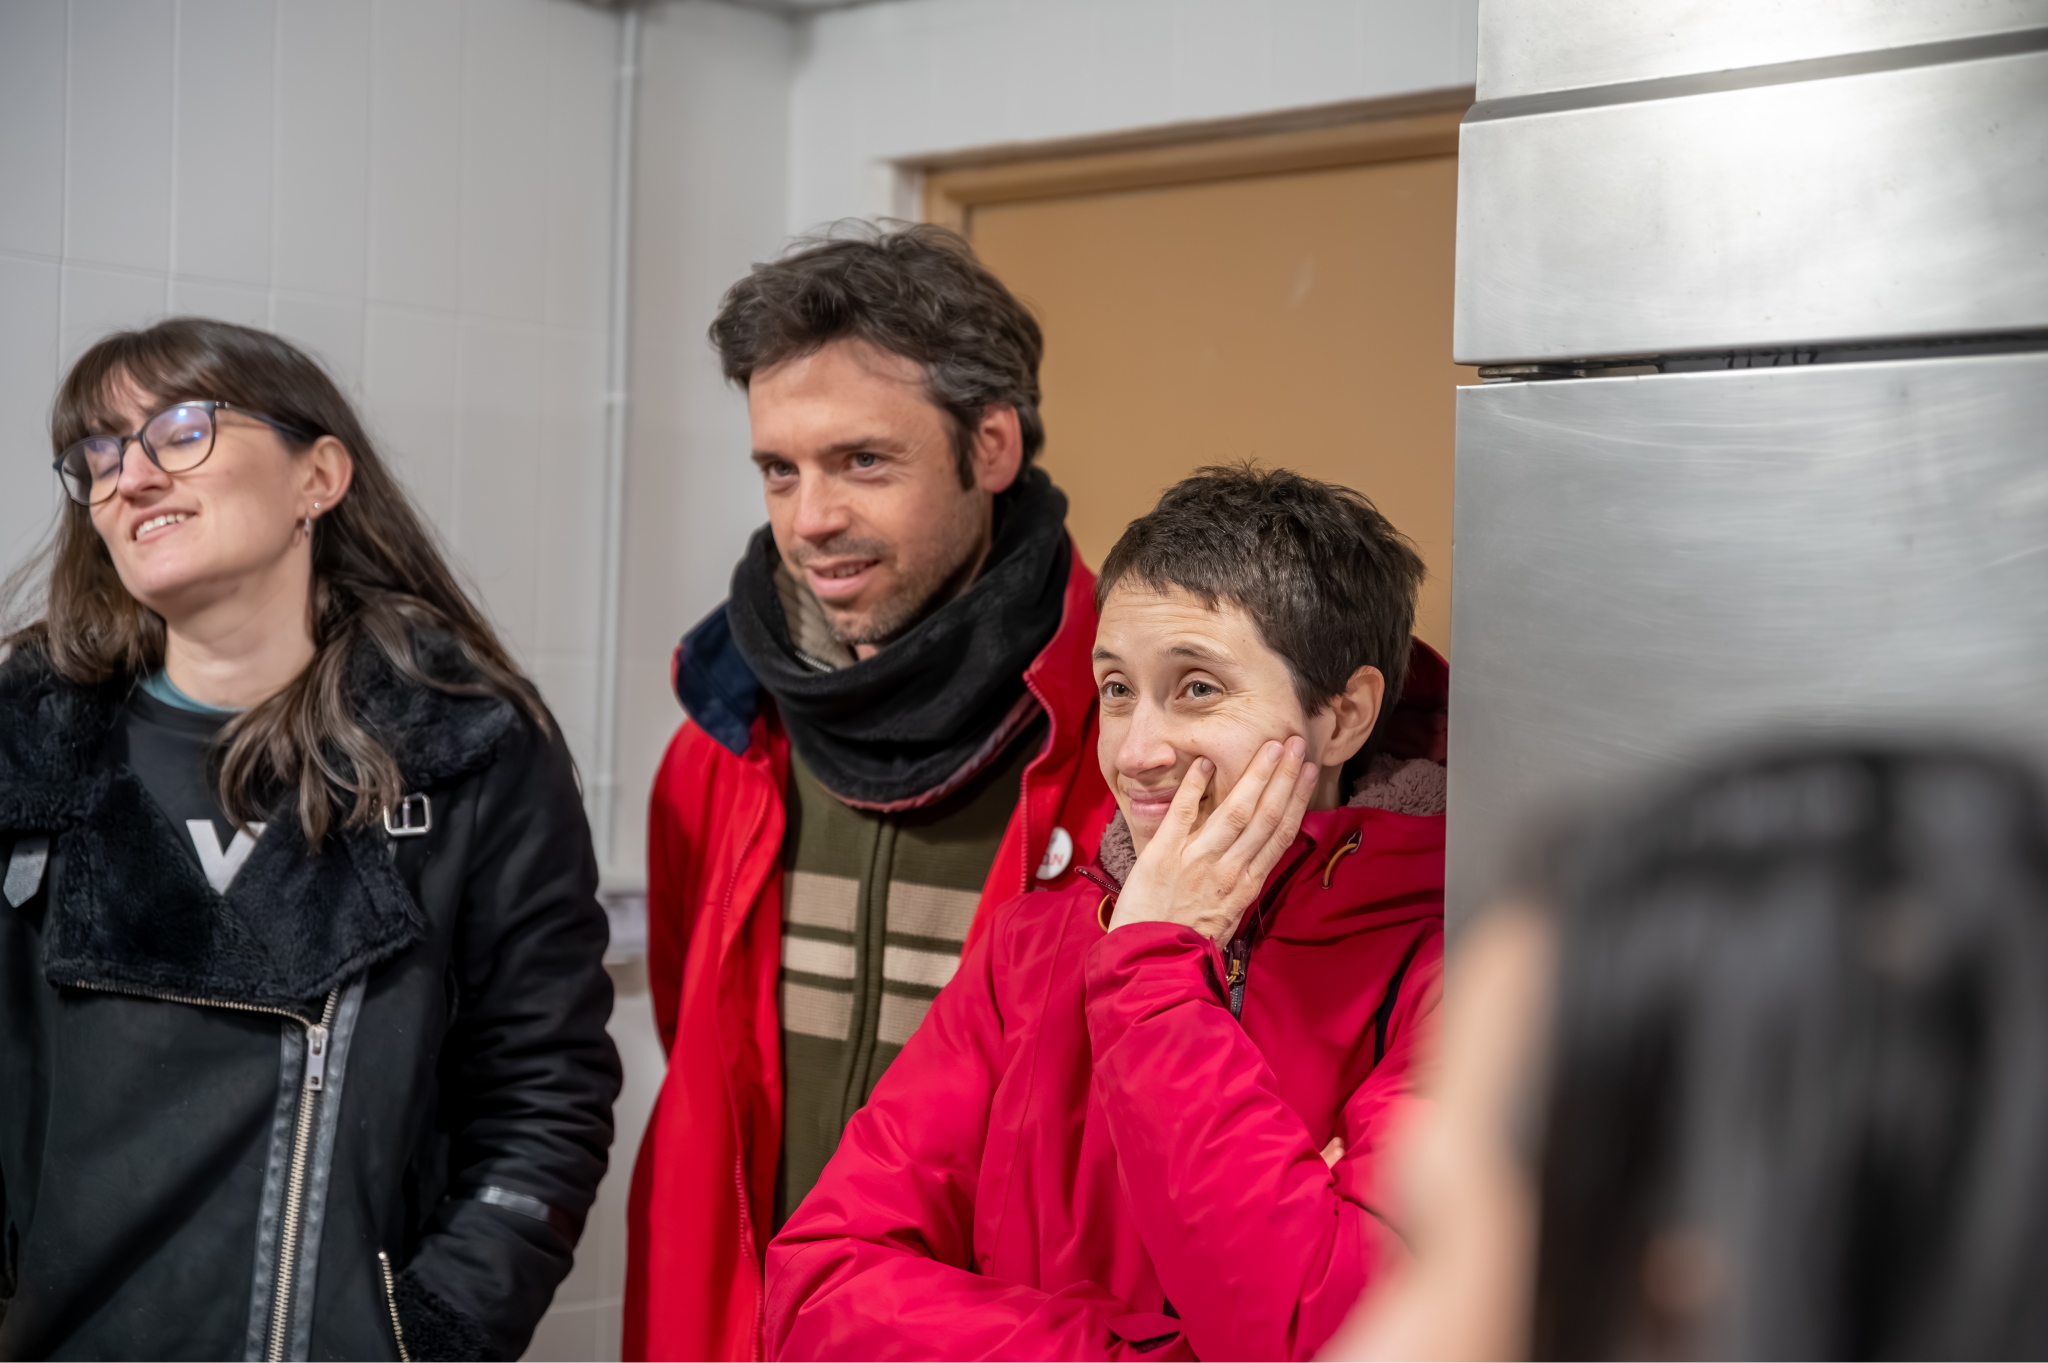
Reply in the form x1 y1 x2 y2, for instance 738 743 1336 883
722 776 773 1362
1223 939 1251 1019
1219 840 1318 1021
66 977 341 1361
378 1250 411 1362
269 987 342 1360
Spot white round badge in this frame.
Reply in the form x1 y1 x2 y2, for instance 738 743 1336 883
1036 826 1073 880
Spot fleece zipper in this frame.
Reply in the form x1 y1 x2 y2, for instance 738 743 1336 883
65 978 342 1360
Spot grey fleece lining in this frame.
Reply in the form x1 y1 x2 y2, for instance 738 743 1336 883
1346 755 1448 817
773 558 858 672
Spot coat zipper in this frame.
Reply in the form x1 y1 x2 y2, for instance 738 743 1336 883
1219 840 1318 1021
1223 939 1251 1019
378 1251 412 1362
66 977 341 1361
269 987 343 1360
721 770 774 1362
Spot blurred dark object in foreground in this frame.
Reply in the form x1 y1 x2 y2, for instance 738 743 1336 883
1532 744 2048 1360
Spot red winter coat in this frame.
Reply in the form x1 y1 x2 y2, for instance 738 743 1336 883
762 786 1446 1361
625 546 1119 1362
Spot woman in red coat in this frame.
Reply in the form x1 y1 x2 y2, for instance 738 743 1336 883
765 465 1448 1360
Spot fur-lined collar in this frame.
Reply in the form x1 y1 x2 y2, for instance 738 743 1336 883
0 634 516 1011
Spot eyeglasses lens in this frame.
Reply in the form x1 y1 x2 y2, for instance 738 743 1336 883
145 404 216 471
60 438 125 505
57 405 215 505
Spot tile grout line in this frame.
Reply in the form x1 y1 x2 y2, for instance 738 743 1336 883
265 0 283 330
349 0 374 397
165 0 182 315
450 0 471 558
56 0 73 368
359 0 378 403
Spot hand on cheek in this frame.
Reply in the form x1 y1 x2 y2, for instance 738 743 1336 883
1108 736 1320 942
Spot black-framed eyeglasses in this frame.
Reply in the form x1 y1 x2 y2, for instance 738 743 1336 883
53 400 314 507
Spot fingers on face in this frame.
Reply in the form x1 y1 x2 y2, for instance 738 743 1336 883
1251 737 1310 834
1163 757 1213 840
1199 737 1307 867
1191 746 1264 854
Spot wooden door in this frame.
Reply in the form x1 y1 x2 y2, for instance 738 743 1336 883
928 108 1474 654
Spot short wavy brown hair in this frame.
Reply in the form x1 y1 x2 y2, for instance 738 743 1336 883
1097 464 1426 737
709 221 1044 487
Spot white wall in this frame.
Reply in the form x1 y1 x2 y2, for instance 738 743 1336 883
531 5 794 1357
786 0 1481 230
0 0 620 805
610 0 795 886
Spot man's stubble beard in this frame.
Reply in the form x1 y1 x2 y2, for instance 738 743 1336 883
821 492 990 650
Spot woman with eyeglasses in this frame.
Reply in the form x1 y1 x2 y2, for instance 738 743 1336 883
0 317 621 1361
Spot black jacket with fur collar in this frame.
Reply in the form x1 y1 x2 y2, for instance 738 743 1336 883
0 635 620 1361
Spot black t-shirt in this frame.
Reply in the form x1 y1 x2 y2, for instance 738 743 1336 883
113 690 264 893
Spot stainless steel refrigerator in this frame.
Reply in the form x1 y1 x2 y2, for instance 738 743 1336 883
1447 2 2048 926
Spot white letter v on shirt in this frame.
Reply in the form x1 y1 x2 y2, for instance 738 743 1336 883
188 819 266 893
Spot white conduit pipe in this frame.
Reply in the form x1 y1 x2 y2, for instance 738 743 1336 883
591 4 641 880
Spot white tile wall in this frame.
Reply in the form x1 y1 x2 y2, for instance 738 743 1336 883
367 0 464 313
2 12 636 1361
0 0 620 837
0 256 62 573
0 3 68 262
173 0 277 287
459 1 553 325
67 0 176 274
274 1 372 299
610 0 796 890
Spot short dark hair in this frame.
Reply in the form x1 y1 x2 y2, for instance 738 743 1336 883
1096 464 1426 727
708 221 1044 487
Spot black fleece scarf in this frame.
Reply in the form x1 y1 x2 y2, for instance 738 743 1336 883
726 468 1072 811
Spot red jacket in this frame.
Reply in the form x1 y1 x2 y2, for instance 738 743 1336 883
761 790 1446 1361
625 547 1118 1362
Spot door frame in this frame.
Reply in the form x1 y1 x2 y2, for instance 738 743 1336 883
913 87 1471 232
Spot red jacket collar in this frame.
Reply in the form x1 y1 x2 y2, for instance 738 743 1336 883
1022 544 1101 767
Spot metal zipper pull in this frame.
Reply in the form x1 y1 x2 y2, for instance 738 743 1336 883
305 1023 329 1092
1224 939 1250 1020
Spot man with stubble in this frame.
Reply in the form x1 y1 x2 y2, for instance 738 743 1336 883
624 225 1117 1362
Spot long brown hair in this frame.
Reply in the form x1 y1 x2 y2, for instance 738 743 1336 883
6 317 547 844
